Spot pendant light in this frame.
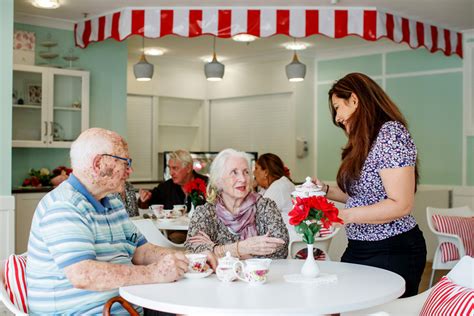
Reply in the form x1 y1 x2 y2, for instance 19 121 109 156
204 37 225 81
133 37 154 81
285 39 306 82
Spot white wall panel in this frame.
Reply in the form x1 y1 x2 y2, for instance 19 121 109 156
210 93 294 169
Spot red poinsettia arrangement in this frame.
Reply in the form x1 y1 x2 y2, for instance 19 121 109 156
183 178 207 207
288 196 344 244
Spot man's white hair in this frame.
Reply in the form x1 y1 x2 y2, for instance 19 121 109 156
169 149 193 167
70 128 117 172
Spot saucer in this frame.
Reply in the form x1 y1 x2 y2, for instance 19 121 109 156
184 269 213 279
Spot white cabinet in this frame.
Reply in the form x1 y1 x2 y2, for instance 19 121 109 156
126 95 208 181
12 64 89 148
13 192 46 254
157 96 208 152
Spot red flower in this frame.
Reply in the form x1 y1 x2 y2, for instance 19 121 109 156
184 178 207 207
288 195 343 244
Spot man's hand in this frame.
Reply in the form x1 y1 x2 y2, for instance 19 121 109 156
147 252 189 283
139 189 152 203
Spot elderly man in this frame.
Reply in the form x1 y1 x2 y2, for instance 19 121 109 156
138 149 208 210
26 128 212 315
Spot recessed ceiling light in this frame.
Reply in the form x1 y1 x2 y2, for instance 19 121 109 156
283 42 310 51
32 0 60 9
144 48 164 56
232 34 257 42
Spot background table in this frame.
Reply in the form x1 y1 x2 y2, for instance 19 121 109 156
154 216 189 231
120 259 405 315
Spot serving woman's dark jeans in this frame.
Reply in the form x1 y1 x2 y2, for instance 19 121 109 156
341 225 427 298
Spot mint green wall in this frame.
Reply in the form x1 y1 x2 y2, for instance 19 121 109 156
468 137 474 186
316 50 464 185
11 24 127 188
0 0 13 194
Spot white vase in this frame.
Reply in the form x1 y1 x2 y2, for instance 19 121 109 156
301 244 320 278
188 203 196 218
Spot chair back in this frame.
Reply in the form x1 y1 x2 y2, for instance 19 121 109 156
426 206 472 235
1 255 28 315
289 227 341 260
132 219 184 249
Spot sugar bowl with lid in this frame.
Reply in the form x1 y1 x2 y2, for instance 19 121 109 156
216 251 239 282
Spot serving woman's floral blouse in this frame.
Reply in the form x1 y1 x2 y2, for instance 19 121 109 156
345 121 418 241
185 196 289 259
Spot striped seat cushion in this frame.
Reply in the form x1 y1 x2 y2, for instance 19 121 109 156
432 215 474 262
4 254 28 313
420 276 474 316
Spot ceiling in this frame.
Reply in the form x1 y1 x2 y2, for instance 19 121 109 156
14 0 474 62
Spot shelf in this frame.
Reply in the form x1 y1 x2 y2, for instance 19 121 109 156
53 107 81 111
13 104 41 109
159 124 199 128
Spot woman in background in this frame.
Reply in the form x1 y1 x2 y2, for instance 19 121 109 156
254 153 295 214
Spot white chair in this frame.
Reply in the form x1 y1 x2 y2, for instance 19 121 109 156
289 227 341 260
1 256 28 316
132 219 184 249
343 255 474 316
426 205 473 287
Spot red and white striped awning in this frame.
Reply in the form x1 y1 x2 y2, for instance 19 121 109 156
75 7 463 58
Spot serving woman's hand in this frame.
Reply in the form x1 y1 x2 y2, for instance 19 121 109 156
240 233 285 256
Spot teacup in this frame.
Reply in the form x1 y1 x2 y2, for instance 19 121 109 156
163 209 174 218
150 204 164 217
173 204 187 216
233 258 272 285
185 253 207 273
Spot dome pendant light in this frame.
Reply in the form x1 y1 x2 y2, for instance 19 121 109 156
286 52 306 82
133 37 154 81
285 38 306 82
204 37 225 81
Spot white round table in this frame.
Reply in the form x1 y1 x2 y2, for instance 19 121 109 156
154 216 189 231
120 259 405 315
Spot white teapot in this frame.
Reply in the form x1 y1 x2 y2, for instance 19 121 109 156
291 176 325 202
216 252 239 282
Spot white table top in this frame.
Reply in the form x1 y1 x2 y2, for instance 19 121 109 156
120 259 405 315
154 216 190 231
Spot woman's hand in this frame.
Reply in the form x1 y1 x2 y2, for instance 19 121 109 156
311 177 326 191
240 233 286 256
187 231 213 246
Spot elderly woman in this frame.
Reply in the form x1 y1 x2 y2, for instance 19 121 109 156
185 149 289 259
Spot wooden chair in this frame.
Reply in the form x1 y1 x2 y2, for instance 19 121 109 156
103 296 139 316
426 205 473 287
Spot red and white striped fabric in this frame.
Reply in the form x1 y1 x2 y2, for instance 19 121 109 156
4 254 28 313
420 276 474 316
74 7 463 58
432 215 474 262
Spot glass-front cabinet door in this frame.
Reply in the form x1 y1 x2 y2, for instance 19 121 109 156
12 67 47 146
50 70 89 147
12 64 89 148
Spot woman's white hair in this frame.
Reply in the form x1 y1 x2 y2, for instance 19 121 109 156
206 148 253 204
70 128 117 172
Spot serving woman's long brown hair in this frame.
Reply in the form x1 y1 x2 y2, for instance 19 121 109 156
328 73 419 195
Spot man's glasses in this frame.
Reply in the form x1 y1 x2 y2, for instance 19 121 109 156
102 154 132 168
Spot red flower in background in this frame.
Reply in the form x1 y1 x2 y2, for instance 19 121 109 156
184 178 207 207
288 195 343 244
